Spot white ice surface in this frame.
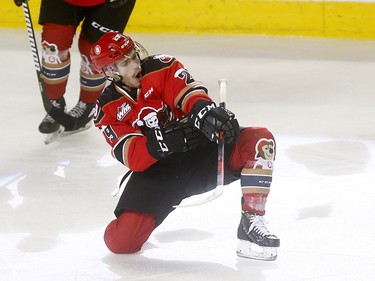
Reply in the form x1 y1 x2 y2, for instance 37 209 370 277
1 29 375 281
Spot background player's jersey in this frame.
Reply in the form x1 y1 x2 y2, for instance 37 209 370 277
64 0 105 7
94 54 212 171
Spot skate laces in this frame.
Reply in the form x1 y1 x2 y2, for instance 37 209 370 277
247 214 273 237
69 101 87 118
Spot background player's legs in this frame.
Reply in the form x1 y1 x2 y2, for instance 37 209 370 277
68 1 136 131
62 33 106 132
77 33 106 105
38 23 75 133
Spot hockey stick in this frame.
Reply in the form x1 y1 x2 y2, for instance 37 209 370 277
174 78 228 208
215 78 228 196
21 0 77 130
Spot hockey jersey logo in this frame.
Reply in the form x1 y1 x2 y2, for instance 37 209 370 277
143 111 159 128
153 54 173 64
117 102 131 121
133 103 172 129
93 102 101 122
135 107 160 128
103 126 117 143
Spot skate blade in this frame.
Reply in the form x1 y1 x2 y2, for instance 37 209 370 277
236 239 278 261
63 122 92 136
44 126 65 144
173 185 223 208
43 123 91 145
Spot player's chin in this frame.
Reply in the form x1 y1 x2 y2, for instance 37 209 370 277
131 78 141 88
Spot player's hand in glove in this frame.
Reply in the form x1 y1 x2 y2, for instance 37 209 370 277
146 117 203 160
105 0 129 8
188 100 240 144
14 0 23 7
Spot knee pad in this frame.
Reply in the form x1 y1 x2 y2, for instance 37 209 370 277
41 23 75 63
104 211 156 254
229 127 276 173
40 24 76 99
230 128 276 215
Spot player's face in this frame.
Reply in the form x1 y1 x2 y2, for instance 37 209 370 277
115 50 142 88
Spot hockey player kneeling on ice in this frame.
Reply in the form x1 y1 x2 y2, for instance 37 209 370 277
90 32 280 261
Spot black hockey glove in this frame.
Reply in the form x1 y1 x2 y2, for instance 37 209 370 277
105 0 129 8
188 100 240 144
14 0 23 7
146 117 203 160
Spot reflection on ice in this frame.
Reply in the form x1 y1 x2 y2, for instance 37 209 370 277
5 174 26 209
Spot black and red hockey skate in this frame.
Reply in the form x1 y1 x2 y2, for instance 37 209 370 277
42 100 95 144
236 211 280 261
38 97 66 135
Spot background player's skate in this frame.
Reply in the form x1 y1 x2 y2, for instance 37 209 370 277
43 100 95 144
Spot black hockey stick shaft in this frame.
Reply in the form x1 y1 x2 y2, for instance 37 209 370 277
217 79 227 189
22 1 76 130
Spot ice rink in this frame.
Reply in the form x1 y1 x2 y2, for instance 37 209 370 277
1 29 375 281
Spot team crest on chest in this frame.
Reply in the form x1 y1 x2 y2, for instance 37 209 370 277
139 110 159 128
133 103 173 129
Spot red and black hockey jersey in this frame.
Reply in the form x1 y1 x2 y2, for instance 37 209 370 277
94 54 212 172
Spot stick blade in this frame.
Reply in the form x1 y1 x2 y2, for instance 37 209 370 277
173 186 223 208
